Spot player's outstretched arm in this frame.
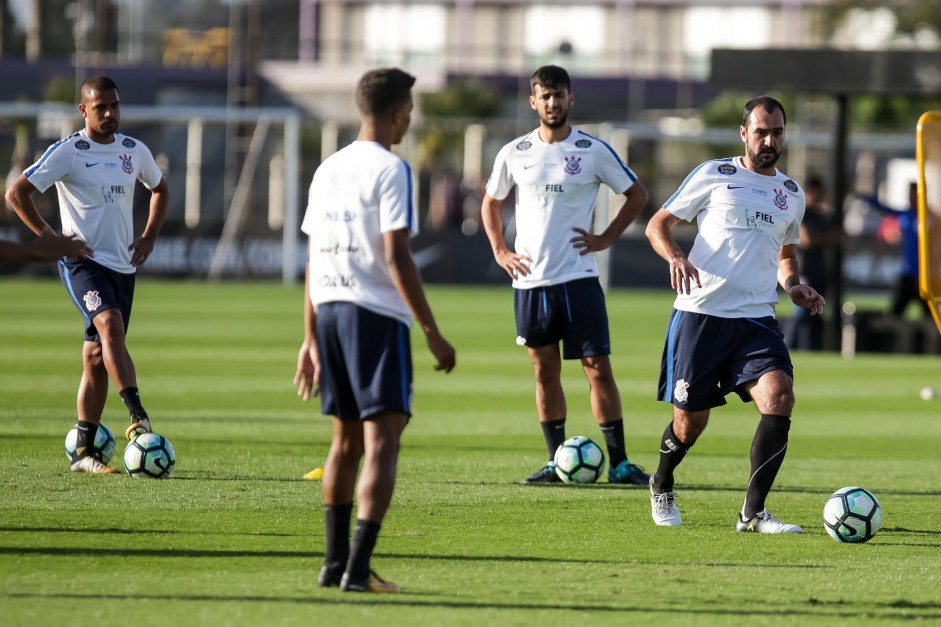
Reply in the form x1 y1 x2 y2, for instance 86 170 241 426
645 208 701 294
0 232 92 262
294 245 321 401
572 180 649 254
481 193 531 280
384 228 456 373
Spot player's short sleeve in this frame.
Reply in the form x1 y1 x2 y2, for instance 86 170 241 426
593 142 636 194
784 192 805 246
662 161 715 222
484 144 515 200
378 158 418 235
134 141 164 189
24 140 74 193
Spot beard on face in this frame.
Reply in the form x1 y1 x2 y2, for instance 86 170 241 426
747 144 780 169
541 110 568 129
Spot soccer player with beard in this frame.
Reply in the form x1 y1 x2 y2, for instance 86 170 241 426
481 65 650 485
644 96 825 532
6 75 169 474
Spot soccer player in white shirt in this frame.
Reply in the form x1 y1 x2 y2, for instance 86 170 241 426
645 96 825 533
6 76 169 474
481 65 650 485
294 68 455 594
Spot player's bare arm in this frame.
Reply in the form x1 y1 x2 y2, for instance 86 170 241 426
481 193 532 279
385 228 456 374
645 208 701 294
294 244 321 401
572 181 649 255
5 175 56 237
779 244 825 316
129 177 170 267
0 232 92 262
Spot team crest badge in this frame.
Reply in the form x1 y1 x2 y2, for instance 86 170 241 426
122 137 136 148
120 153 134 174
773 188 789 210
83 290 102 312
75 140 90 150
784 179 798 193
575 139 592 148
717 163 737 175
673 379 690 403
516 141 532 151
564 155 582 175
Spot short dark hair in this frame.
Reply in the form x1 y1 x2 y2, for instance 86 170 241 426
742 95 786 127
81 75 119 100
355 68 415 118
530 65 571 94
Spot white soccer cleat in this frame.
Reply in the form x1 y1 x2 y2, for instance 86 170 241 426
736 509 802 534
650 476 681 527
70 456 120 474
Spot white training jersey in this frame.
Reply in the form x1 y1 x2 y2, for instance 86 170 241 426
663 156 805 318
486 127 637 288
301 141 418 327
25 130 163 274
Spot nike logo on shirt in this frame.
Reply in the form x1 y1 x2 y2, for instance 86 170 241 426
727 185 745 189
85 162 100 168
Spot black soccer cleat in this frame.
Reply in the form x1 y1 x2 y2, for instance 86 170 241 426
339 570 400 593
317 565 343 588
522 461 563 484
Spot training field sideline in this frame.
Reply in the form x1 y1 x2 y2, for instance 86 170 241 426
0 278 939 626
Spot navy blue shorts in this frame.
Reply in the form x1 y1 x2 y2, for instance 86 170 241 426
514 277 610 360
58 258 135 342
657 310 793 411
316 302 413 422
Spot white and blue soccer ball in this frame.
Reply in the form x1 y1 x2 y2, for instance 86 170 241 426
554 436 605 484
823 486 883 543
64 423 116 464
123 433 176 479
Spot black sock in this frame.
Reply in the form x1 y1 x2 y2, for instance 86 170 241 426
323 503 353 572
653 422 690 493
598 419 627 468
743 414 791 520
346 519 381 581
119 387 148 420
540 419 566 461
75 421 99 459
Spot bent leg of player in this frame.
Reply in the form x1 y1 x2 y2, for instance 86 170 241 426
339 411 407 593
736 370 801 533
90 309 150 440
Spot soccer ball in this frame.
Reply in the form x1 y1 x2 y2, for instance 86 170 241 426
554 436 605 484
822 486 883 543
64 423 115 464
123 433 176 479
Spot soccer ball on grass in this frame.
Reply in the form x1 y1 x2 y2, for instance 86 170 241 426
822 486 883 543
123 432 176 479
65 422 116 464
554 436 605 484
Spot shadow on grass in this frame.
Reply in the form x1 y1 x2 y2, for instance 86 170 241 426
1 590 939 621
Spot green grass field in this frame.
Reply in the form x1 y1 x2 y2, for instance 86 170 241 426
1 278 939 626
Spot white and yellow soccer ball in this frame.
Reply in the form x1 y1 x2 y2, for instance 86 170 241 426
65 423 116 464
823 486 883 543
123 433 176 479
554 436 605 484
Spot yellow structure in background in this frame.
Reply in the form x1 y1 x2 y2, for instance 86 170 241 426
916 111 941 335
163 27 230 69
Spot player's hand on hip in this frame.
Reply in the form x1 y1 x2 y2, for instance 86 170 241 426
495 248 531 280
789 284 826 316
570 227 608 255
293 343 320 401
670 256 701 294
129 235 156 266
426 331 456 373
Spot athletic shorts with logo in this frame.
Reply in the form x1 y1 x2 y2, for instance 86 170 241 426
514 277 610 359
58 258 135 342
316 302 413 422
658 309 793 411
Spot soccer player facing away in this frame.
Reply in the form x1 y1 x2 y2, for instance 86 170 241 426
294 68 456 593
6 75 169 474
644 96 825 532
480 65 650 485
